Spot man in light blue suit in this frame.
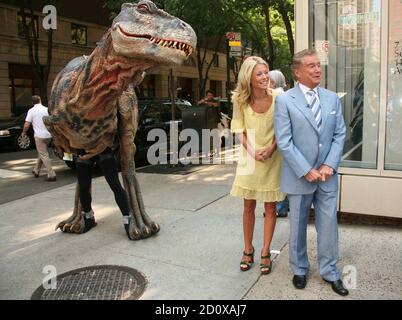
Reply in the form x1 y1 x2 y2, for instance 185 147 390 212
274 49 349 296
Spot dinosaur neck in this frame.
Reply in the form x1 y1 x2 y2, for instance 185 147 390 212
81 31 151 120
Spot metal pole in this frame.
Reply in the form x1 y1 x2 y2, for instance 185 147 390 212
226 39 231 112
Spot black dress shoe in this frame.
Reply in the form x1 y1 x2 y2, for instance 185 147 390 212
32 170 39 178
324 279 349 296
293 275 307 289
276 211 288 218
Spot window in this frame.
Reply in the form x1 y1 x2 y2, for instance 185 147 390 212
8 64 40 116
309 0 381 169
385 0 402 171
17 13 39 38
71 23 87 46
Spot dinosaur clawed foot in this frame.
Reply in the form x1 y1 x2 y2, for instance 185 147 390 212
55 210 97 234
124 216 160 240
149 221 160 235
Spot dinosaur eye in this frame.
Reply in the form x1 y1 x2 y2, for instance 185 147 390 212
137 3 150 13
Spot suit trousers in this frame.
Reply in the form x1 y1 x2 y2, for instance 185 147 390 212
34 137 56 178
287 187 341 281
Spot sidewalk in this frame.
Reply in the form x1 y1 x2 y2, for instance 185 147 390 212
0 157 401 300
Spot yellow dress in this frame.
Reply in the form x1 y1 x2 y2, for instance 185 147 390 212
230 95 286 202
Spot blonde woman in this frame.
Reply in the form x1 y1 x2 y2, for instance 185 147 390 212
230 56 286 275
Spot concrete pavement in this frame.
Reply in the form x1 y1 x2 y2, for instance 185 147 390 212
0 154 401 300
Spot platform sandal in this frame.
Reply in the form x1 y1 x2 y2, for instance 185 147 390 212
260 252 272 275
240 247 254 271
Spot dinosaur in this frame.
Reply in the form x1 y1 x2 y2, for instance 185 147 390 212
43 0 196 240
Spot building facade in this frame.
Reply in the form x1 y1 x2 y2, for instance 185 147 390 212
0 2 232 118
295 0 402 218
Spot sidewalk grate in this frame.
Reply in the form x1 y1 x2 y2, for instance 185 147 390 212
31 265 147 300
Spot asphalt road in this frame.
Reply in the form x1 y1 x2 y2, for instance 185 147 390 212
0 148 151 205
0 149 80 205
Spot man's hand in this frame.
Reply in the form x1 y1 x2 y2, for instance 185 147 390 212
318 164 334 182
304 169 322 183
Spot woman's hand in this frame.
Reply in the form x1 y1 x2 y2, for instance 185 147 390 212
256 145 275 161
254 151 265 162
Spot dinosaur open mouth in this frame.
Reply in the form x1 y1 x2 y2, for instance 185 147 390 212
118 25 194 57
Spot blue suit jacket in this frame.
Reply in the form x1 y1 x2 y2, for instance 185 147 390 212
274 85 346 194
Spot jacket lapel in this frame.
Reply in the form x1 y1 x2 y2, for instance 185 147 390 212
289 85 319 133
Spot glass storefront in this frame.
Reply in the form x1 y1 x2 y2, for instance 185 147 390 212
300 0 402 217
309 0 382 169
385 0 402 171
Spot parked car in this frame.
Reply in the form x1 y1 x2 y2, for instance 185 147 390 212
59 98 192 168
0 112 35 151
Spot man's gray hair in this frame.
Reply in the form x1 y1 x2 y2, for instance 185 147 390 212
290 49 318 75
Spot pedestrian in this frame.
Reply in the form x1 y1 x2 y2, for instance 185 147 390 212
274 49 348 296
269 69 289 218
22 95 56 182
198 89 219 107
269 69 287 94
230 56 286 275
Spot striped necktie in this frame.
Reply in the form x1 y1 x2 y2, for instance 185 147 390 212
307 90 322 130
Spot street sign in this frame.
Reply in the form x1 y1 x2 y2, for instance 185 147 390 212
229 40 241 47
226 32 241 41
230 51 242 57
230 46 241 52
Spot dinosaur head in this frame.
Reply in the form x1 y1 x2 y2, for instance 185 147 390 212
111 1 197 65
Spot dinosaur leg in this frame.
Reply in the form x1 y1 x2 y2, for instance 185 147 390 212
55 182 86 233
55 162 97 234
117 86 160 240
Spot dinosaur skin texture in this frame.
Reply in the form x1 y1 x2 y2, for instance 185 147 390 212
43 0 196 240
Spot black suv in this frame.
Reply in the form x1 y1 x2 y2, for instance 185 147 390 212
60 98 191 168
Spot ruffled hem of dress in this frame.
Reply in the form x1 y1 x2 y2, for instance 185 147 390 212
230 185 286 202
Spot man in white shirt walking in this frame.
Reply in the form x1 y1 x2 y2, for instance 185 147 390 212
22 95 56 181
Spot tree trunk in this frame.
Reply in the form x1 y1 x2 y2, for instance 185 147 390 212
278 0 294 58
19 0 53 106
196 34 225 99
262 1 275 69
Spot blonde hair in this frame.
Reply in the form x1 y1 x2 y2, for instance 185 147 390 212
232 56 272 110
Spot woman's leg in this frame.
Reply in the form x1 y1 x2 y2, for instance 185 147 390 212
261 202 277 266
242 199 256 257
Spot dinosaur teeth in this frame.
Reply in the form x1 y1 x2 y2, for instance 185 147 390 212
150 37 192 56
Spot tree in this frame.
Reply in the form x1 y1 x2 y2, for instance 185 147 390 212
105 0 241 99
17 0 55 106
225 0 294 83
273 0 294 58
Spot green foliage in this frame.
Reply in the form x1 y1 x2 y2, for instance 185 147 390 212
103 0 294 83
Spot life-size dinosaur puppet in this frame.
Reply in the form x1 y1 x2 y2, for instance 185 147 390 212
43 0 196 240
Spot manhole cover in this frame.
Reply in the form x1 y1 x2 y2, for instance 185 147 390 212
31 265 147 300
